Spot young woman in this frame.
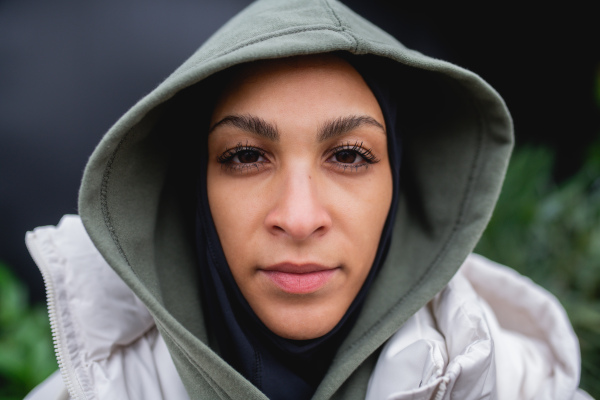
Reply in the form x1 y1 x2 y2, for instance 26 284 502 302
25 1 588 399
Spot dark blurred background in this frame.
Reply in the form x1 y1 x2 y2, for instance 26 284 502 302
1 1 600 398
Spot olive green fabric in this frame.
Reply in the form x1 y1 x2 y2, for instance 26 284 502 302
78 0 513 398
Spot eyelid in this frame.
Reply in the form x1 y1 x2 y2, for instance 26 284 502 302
216 142 270 174
216 143 267 163
324 140 380 173
215 140 380 174
327 141 380 163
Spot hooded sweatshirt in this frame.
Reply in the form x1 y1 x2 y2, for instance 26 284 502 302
24 0 588 399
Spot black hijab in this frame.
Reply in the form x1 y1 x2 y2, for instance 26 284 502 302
195 55 401 400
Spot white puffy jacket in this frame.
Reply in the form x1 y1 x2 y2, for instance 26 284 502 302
25 215 591 400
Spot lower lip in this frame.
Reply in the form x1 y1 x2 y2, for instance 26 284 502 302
262 269 337 294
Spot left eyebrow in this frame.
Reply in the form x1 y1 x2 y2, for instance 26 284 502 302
318 115 385 142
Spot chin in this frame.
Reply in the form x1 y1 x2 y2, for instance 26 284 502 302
257 302 345 340
269 322 334 340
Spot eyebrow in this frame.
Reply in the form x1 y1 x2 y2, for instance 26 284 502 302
209 114 385 142
209 115 279 141
318 115 385 142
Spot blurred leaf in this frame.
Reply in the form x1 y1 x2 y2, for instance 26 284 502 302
0 262 57 398
0 266 28 325
476 138 600 397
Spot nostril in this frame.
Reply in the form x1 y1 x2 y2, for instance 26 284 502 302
264 174 333 240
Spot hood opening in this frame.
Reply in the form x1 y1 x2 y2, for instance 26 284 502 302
79 48 512 397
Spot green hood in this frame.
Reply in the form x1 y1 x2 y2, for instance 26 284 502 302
78 0 513 398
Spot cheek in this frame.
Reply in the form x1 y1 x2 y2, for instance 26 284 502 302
331 170 393 236
323 167 393 284
206 166 267 265
366 172 394 227
207 167 244 256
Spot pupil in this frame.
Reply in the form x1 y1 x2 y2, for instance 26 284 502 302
336 151 356 164
238 150 259 163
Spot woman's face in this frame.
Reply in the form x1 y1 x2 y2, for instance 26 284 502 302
207 55 392 340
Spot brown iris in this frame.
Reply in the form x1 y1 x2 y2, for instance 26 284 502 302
237 150 261 163
335 150 357 164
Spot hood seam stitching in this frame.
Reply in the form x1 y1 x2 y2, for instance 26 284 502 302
101 134 133 271
175 25 356 77
322 0 359 52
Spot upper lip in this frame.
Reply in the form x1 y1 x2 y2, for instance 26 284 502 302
261 263 335 274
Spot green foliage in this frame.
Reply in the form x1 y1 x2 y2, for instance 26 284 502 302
0 263 56 400
475 140 600 397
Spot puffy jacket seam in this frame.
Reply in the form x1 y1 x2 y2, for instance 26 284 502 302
29 229 95 400
342 79 487 355
176 25 355 76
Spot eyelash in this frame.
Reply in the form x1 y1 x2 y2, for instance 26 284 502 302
216 141 379 174
325 141 380 172
217 142 268 173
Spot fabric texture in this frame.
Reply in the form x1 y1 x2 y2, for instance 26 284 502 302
23 0 590 399
25 217 588 399
25 215 189 400
366 254 585 400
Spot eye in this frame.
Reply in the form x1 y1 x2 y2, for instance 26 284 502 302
333 150 360 164
233 149 264 164
217 143 269 174
326 141 379 171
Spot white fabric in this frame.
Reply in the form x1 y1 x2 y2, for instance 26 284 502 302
366 254 586 400
25 370 69 400
26 216 588 399
25 215 189 400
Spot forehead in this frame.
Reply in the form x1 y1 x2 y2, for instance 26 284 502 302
210 54 381 124
225 54 359 85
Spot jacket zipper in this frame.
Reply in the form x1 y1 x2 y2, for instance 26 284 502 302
26 231 84 400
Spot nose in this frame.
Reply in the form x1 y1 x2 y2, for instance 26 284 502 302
265 170 332 241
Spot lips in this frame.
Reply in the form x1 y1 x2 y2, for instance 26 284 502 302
260 263 338 294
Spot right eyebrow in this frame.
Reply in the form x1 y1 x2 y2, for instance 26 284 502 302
317 115 385 142
209 115 280 142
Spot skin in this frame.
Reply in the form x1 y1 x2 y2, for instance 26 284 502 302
207 54 393 340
